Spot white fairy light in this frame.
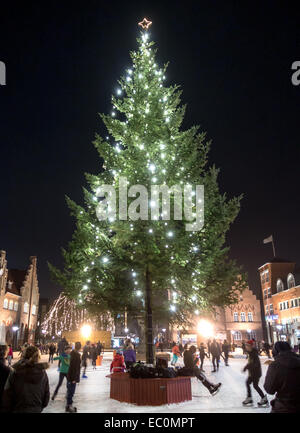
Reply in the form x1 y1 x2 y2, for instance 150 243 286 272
170 305 176 312
167 231 173 237
102 257 109 263
149 228 153 233
149 164 156 173
112 111 116 117
136 290 142 296
117 88 122 95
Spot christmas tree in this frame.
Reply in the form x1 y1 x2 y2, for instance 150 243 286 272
49 19 246 363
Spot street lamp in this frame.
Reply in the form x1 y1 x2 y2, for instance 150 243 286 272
81 324 92 340
197 320 214 338
124 327 129 334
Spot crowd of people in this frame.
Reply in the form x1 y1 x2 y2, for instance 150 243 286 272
0 336 299 413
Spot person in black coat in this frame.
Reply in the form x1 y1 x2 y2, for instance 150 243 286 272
242 340 268 406
96 341 102 356
264 341 300 413
2 345 49 413
66 341 81 413
0 345 11 412
222 340 230 366
81 341 91 378
90 344 97 370
262 341 271 359
210 339 221 372
183 346 221 395
198 343 209 371
48 343 56 363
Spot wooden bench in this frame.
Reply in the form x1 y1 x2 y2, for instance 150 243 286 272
107 372 192 406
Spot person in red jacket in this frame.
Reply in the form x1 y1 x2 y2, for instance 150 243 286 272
110 351 126 373
171 344 181 366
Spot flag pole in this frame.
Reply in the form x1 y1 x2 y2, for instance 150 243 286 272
272 237 276 257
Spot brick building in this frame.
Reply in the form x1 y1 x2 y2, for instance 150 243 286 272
258 257 300 347
170 286 263 346
0 251 40 348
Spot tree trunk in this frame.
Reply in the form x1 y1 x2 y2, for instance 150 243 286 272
145 265 154 364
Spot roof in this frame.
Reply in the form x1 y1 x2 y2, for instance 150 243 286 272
6 269 27 296
258 257 295 269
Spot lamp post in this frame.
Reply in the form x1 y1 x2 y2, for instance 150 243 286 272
12 326 19 350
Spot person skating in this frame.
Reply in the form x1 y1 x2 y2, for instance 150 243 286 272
210 339 221 372
242 339 268 407
66 341 81 413
81 341 91 378
52 345 72 400
262 340 271 359
2 345 49 413
90 344 97 370
48 343 56 364
171 343 181 366
264 341 300 413
198 343 209 371
6 345 13 367
183 346 221 395
96 341 102 357
222 340 230 366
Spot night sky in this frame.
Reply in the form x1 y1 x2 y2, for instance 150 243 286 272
1 1 299 301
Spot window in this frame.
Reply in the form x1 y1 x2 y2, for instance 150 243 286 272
279 302 282 310
263 289 267 300
286 301 289 309
265 270 270 283
14 302 18 311
24 302 29 313
266 305 269 315
240 312 246 322
248 312 253 322
7 281 13 290
277 279 284 292
233 312 239 322
32 304 36 315
270 304 274 315
287 274 295 289
233 331 242 341
295 299 299 307
8 300 13 310
3 298 8 309
267 287 271 298
291 300 294 308
248 330 256 340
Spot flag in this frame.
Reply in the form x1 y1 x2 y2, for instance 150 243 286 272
263 235 273 244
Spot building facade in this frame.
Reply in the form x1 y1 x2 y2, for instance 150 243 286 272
258 257 300 347
0 251 40 348
170 287 263 346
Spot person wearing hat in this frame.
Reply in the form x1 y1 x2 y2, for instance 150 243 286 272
242 339 268 406
110 350 126 373
264 341 300 413
2 345 49 413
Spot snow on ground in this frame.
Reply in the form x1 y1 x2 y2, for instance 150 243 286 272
41 351 273 413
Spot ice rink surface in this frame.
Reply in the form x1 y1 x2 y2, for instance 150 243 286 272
42 351 272 413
